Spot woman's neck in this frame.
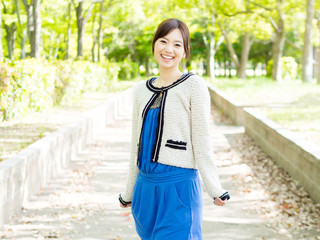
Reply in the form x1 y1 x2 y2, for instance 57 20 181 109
158 68 183 85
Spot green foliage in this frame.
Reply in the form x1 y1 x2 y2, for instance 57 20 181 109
0 59 55 120
266 57 298 80
0 58 116 121
117 59 139 80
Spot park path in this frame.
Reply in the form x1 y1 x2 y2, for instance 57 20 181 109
0 105 318 240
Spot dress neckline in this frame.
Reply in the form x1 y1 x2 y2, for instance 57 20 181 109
146 72 193 92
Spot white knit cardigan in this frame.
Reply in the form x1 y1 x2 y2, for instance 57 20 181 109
121 73 226 202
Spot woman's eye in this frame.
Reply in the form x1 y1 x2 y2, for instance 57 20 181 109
175 44 181 47
160 40 166 43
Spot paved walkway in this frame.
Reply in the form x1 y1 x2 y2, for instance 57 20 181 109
0 108 293 240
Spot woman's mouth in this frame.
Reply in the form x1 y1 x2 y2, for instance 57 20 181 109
161 54 174 62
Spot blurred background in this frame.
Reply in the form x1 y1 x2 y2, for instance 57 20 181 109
0 0 319 160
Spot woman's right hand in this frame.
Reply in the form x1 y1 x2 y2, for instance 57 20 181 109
120 202 132 208
119 194 132 208
214 198 226 206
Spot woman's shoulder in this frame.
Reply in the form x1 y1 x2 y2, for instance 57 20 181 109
187 73 208 89
133 79 148 92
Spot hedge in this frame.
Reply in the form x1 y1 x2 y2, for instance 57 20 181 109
0 59 135 121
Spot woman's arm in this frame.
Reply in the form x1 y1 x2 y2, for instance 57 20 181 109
120 84 140 204
190 76 226 200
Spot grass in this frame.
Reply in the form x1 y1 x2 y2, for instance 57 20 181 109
206 77 320 107
206 76 320 146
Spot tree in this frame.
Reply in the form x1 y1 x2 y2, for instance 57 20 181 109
247 0 294 82
15 0 27 59
22 0 41 58
302 0 315 83
0 3 3 61
204 0 261 79
65 1 72 59
317 13 320 84
97 0 103 62
2 0 17 59
202 14 224 80
72 0 98 58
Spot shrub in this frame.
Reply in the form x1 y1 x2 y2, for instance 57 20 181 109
266 57 298 80
0 59 114 121
118 60 139 80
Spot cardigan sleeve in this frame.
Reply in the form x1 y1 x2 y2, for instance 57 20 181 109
120 84 140 202
190 76 226 199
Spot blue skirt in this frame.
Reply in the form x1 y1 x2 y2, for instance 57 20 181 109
132 170 203 240
132 107 203 240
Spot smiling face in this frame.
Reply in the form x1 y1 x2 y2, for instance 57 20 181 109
153 29 185 71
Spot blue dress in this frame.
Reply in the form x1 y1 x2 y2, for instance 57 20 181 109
131 99 203 240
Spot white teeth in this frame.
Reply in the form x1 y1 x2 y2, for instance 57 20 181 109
161 55 173 59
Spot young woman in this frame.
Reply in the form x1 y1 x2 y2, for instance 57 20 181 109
119 18 229 240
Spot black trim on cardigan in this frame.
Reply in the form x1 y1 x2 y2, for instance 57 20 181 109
165 139 187 150
119 194 132 206
165 144 187 150
166 139 187 146
151 90 167 162
146 72 194 92
136 73 193 165
136 92 159 165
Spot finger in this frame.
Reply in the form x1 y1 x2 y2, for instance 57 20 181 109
214 198 226 206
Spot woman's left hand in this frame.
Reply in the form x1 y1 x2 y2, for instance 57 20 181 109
214 197 226 206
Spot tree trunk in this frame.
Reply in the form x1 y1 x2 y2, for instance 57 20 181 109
24 2 34 52
203 33 224 80
91 5 97 62
313 46 317 78
31 0 41 58
75 2 95 58
145 56 150 76
20 29 27 59
22 0 41 58
203 33 216 80
15 0 25 59
4 23 17 59
218 21 240 75
272 16 285 82
76 2 84 57
318 18 320 84
0 6 3 61
208 33 215 80
270 1 286 82
302 0 315 82
318 47 320 84
97 1 103 62
238 32 254 79
65 2 71 59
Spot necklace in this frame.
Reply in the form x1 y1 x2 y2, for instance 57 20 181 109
153 73 184 88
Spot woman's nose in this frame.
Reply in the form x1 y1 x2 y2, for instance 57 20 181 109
164 44 173 53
